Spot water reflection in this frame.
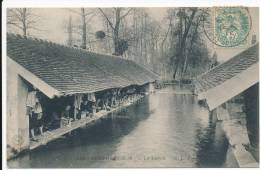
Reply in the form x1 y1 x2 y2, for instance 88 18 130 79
195 113 229 167
8 86 235 168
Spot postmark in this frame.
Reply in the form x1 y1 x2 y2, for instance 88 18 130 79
203 7 252 47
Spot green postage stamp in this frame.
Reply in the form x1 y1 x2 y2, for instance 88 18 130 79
214 7 251 47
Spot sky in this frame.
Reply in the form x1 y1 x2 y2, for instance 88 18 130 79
7 7 259 61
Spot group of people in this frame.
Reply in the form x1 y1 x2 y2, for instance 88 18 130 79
56 87 145 127
27 86 146 140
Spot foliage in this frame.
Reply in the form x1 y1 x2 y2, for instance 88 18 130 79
163 8 211 79
95 30 106 39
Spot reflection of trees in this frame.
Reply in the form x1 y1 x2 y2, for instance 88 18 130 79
64 96 152 146
108 97 151 137
195 112 229 167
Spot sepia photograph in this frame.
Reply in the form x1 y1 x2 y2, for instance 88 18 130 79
2 1 259 168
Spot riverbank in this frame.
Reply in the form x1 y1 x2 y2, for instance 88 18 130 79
214 101 259 168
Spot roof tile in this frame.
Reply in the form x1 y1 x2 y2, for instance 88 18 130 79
7 33 159 95
194 43 259 93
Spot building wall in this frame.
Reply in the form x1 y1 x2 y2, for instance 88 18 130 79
7 57 30 155
17 76 30 150
7 57 19 151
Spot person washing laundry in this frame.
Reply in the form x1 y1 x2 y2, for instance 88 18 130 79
60 105 72 127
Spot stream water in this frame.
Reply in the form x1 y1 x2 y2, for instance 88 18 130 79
8 85 239 168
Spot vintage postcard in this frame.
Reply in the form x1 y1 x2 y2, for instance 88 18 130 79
2 0 259 168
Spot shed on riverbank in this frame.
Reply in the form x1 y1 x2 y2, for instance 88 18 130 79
194 43 259 111
193 42 259 167
6 33 159 159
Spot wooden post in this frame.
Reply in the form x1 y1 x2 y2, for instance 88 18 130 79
74 95 77 120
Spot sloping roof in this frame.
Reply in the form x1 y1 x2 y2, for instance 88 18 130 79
7 33 159 96
194 43 259 93
193 43 259 110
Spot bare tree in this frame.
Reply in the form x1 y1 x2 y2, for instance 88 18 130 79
80 8 87 49
7 8 40 36
67 8 95 49
98 8 133 56
67 16 73 46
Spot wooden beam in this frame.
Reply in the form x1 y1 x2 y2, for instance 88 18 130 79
203 62 259 111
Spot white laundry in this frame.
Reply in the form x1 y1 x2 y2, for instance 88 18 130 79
74 94 83 110
32 102 42 113
26 91 37 108
87 93 96 102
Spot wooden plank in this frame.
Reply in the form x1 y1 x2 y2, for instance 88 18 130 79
233 144 258 168
222 121 250 146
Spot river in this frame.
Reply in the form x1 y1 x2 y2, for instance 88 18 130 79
8 85 239 168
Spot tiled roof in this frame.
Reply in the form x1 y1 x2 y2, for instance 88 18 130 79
7 33 159 95
194 43 259 93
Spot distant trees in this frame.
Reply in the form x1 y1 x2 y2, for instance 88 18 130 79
130 9 162 68
164 8 211 80
64 8 96 49
7 8 40 36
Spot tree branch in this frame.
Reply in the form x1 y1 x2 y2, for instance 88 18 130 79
120 8 133 19
8 22 24 30
67 9 94 16
98 8 115 30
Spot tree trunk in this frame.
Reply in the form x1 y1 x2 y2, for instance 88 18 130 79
181 19 200 77
22 9 27 36
173 53 181 80
81 8 87 49
173 8 197 80
113 8 121 55
67 16 73 46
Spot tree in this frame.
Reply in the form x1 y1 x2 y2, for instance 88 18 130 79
7 8 40 36
66 8 95 49
172 8 197 79
80 8 87 49
122 9 162 67
165 8 211 80
98 8 133 56
66 16 73 46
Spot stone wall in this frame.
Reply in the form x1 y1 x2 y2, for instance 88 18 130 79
214 93 258 167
